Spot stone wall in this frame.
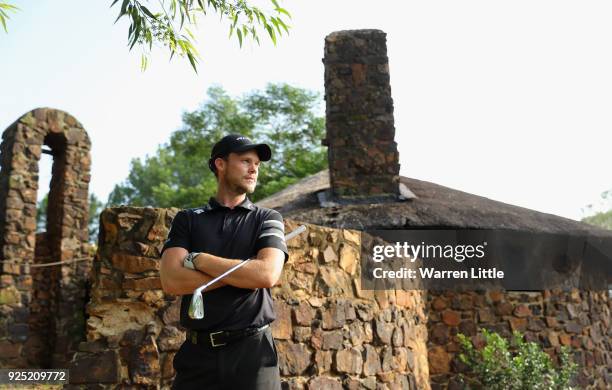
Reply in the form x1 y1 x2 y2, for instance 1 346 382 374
270 220 429 389
0 108 92 368
68 207 431 389
426 290 611 389
68 207 178 388
323 29 400 199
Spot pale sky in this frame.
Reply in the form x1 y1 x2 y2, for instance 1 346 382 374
1 1 610 221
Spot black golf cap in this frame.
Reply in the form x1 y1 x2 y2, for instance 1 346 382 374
208 134 272 172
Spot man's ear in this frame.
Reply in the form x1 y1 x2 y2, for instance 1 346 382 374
214 157 225 174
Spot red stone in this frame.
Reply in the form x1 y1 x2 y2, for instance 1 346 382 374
488 291 504 302
559 334 572 346
442 310 461 327
428 346 450 374
495 302 514 316
432 297 447 311
513 305 531 318
508 317 527 332
0 340 21 359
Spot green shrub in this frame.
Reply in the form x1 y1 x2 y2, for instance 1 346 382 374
457 329 577 389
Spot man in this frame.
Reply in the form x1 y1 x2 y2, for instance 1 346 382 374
160 134 288 390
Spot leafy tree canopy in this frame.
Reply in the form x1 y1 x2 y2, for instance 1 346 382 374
108 83 326 208
1 0 290 72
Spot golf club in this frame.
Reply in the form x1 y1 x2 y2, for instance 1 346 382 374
188 224 307 319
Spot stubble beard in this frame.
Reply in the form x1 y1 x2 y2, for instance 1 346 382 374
226 176 256 195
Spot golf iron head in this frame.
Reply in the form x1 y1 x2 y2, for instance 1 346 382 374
188 224 307 320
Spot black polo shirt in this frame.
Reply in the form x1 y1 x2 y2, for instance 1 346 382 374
161 196 289 331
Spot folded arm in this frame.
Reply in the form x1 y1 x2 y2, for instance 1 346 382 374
192 247 285 289
160 247 226 295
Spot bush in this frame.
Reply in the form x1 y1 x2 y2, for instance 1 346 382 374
457 329 577 389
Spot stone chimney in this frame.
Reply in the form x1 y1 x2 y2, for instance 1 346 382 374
323 29 400 200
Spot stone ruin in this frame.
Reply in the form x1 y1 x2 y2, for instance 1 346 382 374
0 108 92 369
0 30 610 390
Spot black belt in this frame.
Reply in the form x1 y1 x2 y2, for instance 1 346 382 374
187 324 269 348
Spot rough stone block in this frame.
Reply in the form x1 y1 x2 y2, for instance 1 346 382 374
335 347 363 375
307 376 342 390
314 350 332 374
428 346 450 375
363 344 381 376
322 302 346 330
321 330 343 350
374 317 393 344
277 341 312 375
441 310 460 327
271 300 292 340
70 350 121 384
111 253 159 274
122 277 162 291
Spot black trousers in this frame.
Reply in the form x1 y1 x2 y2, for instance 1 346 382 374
172 326 281 390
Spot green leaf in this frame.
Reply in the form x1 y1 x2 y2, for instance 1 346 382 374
271 17 282 35
140 53 148 71
140 5 156 19
236 27 243 47
130 24 141 50
276 17 289 34
187 52 198 73
265 24 276 45
0 3 18 11
275 7 291 18
114 0 130 23
120 0 129 15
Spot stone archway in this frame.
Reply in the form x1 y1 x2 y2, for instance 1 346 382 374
0 108 92 368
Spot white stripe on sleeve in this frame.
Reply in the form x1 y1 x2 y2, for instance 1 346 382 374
258 231 285 240
263 220 284 230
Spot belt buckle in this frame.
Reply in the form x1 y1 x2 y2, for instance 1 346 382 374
210 331 226 347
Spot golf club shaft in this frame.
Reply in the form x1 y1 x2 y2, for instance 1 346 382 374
195 225 307 293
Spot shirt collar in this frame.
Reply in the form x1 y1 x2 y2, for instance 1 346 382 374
208 196 255 211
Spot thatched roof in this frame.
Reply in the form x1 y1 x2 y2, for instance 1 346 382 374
257 170 612 238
